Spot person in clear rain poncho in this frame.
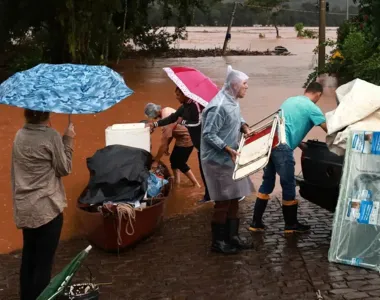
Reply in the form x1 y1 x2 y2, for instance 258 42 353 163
201 65 255 255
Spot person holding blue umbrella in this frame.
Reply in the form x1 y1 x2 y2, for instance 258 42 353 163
12 109 75 300
0 63 133 300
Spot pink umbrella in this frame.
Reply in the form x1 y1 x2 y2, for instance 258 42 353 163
163 66 219 107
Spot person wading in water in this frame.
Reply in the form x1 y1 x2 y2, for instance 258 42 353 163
144 102 201 187
147 87 211 203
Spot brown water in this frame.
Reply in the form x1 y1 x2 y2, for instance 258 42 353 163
0 27 339 253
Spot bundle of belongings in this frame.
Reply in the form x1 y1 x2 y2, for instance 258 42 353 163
326 79 380 156
78 145 169 209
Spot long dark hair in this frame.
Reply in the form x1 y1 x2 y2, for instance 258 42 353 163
24 109 50 124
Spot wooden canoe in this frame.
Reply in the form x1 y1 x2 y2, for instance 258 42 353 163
77 164 172 252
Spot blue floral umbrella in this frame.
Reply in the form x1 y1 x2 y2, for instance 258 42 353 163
0 64 133 114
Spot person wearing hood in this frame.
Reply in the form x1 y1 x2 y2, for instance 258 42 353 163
201 66 254 255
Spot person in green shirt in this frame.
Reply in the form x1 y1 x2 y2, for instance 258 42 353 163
250 82 328 233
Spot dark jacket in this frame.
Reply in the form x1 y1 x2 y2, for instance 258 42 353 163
153 101 202 150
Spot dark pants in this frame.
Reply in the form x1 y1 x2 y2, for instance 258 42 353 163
20 213 63 300
170 145 193 174
258 144 296 201
212 199 239 223
197 151 210 200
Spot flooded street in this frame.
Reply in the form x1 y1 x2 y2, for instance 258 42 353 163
117 26 338 217
4 27 380 300
0 27 340 252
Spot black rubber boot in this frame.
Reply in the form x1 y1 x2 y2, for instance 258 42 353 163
211 223 238 254
282 204 311 233
249 198 268 232
227 219 253 250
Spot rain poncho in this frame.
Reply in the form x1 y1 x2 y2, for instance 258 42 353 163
200 66 255 201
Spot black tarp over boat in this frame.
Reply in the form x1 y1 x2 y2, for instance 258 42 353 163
78 145 152 205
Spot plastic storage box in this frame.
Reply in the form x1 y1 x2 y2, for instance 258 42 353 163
105 123 151 152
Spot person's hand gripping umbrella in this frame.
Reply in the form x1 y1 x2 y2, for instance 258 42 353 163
146 66 219 132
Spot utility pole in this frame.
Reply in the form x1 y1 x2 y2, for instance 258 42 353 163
346 0 349 20
318 0 326 71
222 1 238 55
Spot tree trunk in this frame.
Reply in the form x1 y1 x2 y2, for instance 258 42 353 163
117 0 128 64
104 13 113 63
191 6 196 25
0 45 5 67
47 21 70 63
275 24 280 38
0 29 7 67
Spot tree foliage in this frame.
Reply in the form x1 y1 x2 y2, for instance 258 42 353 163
246 0 288 37
304 0 380 87
294 22 317 39
0 0 216 70
184 1 356 28
0 0 361 74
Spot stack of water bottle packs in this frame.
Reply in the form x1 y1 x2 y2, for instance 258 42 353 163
329 130 380 270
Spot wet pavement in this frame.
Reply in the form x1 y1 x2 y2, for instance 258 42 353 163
2 191 380 300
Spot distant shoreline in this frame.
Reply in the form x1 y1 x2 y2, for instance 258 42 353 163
122 48 293 59
0 47 292 83
163 26 338 32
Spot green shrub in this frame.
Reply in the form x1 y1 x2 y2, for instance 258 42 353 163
303 29 317 39
294 23 304 37
337 21 352 47
5 36 45 72
304 0 380 87
294 23 317 39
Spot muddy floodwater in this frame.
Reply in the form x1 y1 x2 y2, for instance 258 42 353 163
0 27 339 253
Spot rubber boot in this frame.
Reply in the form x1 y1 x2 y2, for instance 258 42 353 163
227 218 254 250
249 198 268 232
211 223 238 254
282 204 311 233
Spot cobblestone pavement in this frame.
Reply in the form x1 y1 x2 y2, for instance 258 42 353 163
2 195 380 300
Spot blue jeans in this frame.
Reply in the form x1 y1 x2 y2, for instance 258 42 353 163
258 144 296 201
